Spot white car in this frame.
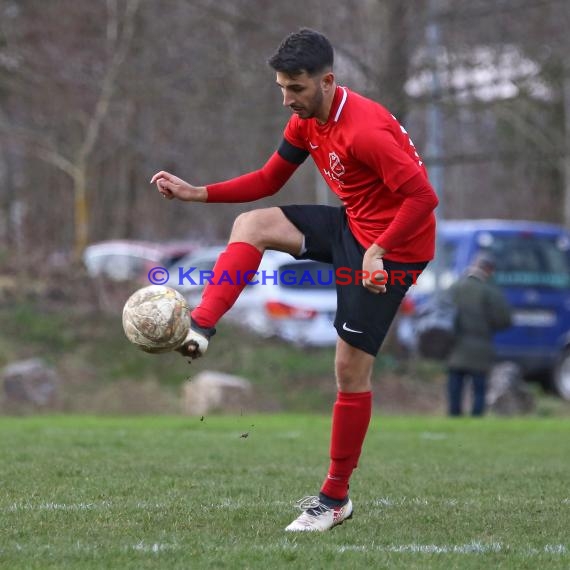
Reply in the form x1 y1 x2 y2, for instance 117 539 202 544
170 245 226 306
240 251 338 346
169 247 338 346
83 240 196 282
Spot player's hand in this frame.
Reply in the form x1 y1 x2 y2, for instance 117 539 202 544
150 171 207 202
362 243 387 294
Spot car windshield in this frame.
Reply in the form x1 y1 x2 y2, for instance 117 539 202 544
412 229 570 293
480 232 570 289
278 261 336 290
412 239 459 293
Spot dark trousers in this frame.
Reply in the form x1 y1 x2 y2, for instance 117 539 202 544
447 369 487 416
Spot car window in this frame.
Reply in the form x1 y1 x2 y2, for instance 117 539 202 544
174 250 221 273
182 258 217 273
84 251 107 274
163 252 189 267
278 261 335 290
413 239 460 293
477 232 570 289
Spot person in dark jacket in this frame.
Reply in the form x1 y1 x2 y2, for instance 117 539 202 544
447 252 512 416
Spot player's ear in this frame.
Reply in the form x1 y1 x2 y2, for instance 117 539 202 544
320 71 335 92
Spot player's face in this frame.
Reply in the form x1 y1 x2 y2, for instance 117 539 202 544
276 71 327 120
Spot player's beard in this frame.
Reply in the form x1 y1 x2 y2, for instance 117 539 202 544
292 86 324 119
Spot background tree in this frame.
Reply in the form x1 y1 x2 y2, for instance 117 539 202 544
0 0 569 266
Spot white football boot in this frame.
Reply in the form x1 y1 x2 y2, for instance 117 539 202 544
176 319 215 360
285 496 353 532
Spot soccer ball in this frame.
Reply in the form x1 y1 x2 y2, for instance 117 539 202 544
122 285 190 353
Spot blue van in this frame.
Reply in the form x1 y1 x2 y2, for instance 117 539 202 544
398 219 570 399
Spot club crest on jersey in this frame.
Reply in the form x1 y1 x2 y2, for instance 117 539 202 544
329 151 345 178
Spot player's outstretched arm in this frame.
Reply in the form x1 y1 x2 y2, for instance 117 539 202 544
204 150 300 203
150 171 208 202
151 141 305 204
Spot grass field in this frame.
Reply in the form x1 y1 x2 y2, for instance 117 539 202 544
0 415 569 569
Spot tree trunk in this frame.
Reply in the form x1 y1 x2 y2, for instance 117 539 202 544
74 165 89 260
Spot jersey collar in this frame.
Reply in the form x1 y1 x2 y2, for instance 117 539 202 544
331 86 348 123
317 86 348 128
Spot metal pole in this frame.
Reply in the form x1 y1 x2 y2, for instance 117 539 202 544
426 0 445 290
563 61 570 228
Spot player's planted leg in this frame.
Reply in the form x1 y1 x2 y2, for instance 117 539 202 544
285 340 373 531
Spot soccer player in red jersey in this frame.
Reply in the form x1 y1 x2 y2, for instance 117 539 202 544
151 29 438 531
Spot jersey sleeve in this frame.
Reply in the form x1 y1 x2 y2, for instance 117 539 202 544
278 137 310 165
206 149 300 203
373 172 439 252
283 114 308 152
351 127 425 191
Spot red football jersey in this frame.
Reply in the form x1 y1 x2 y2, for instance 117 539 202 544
283 86 437 262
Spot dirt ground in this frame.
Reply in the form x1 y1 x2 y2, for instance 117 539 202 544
374 372 447 415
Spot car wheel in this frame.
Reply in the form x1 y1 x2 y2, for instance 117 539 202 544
553 349 570 401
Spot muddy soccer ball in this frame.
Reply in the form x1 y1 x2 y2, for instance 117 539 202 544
122 285 190 353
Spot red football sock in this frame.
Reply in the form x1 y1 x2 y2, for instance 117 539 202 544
191 242 262 328
320 391 373 501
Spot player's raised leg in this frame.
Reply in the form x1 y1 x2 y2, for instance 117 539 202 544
178 207 304 359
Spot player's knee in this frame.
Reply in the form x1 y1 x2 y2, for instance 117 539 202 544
335 356 350 380
335 360 367 391
231 208 282 246
232 211 253 235
231 210 262 243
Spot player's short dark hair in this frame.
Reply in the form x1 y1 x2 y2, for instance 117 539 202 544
268 28 334 76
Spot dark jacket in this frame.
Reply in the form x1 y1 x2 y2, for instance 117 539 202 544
447 271 512 373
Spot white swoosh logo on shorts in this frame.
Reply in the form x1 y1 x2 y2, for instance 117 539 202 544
342 322 364 334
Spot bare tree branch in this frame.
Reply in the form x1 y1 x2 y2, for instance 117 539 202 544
0 116 77 178
80 0 141 165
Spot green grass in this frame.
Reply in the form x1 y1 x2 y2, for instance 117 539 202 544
0 415 569 569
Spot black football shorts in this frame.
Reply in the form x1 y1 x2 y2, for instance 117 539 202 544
280 205 428 356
